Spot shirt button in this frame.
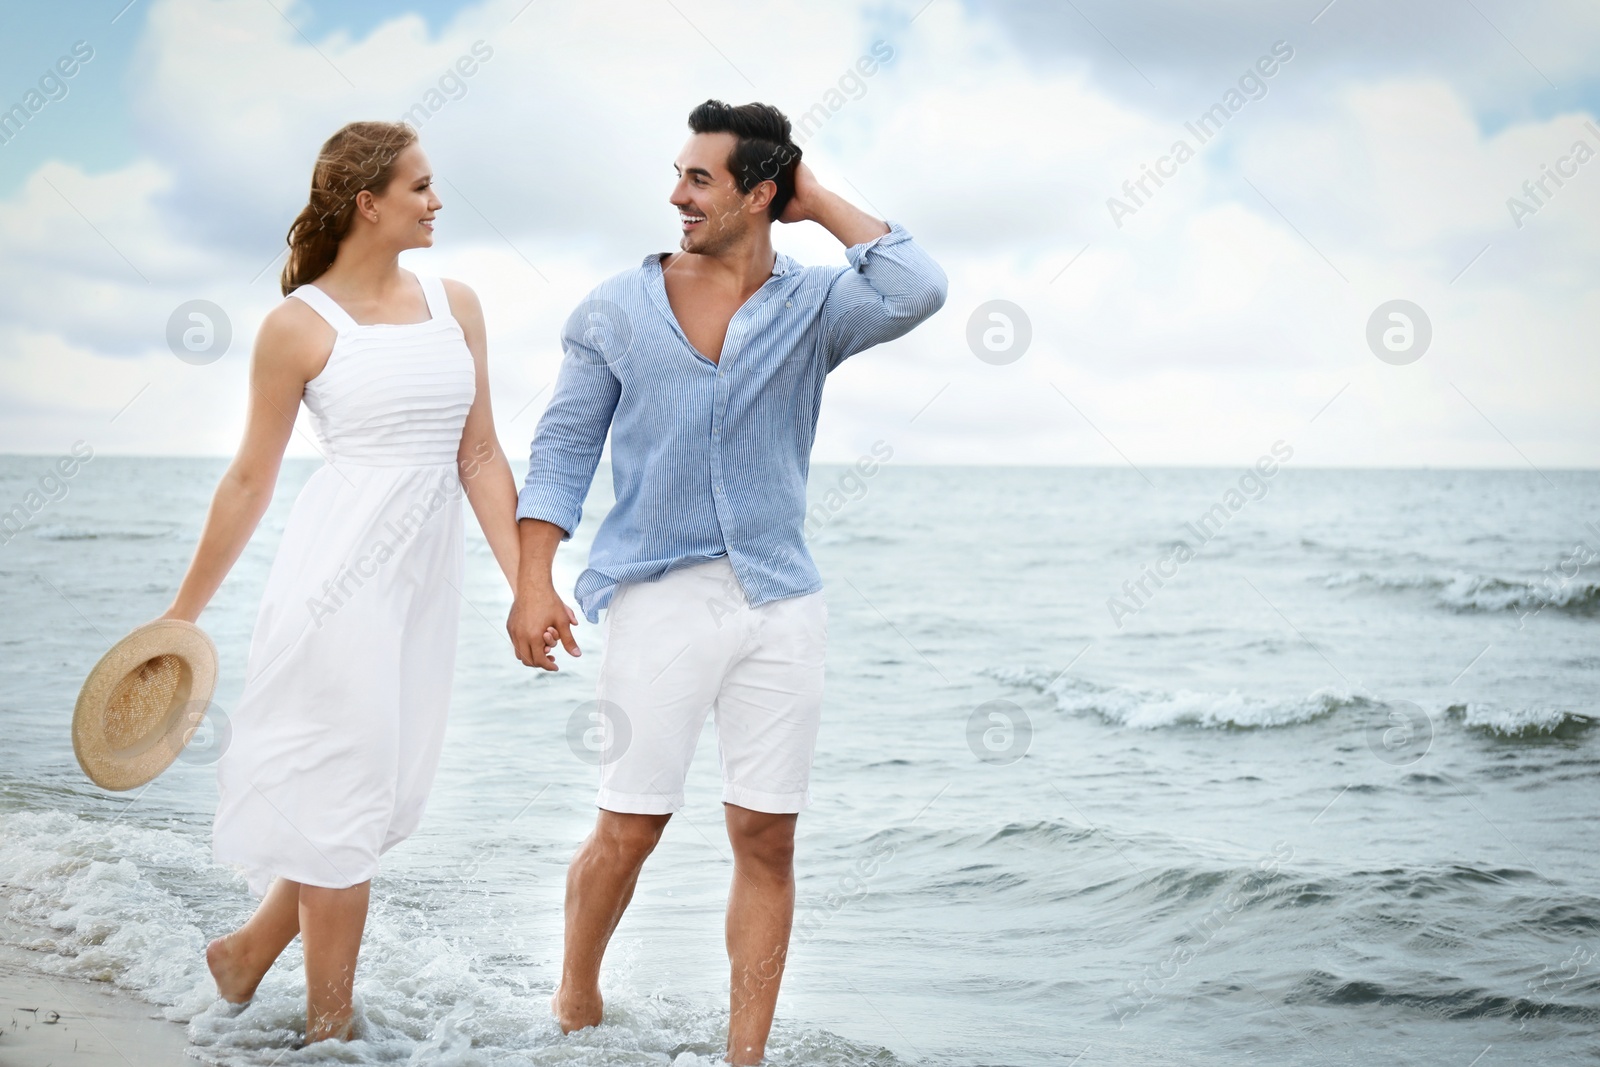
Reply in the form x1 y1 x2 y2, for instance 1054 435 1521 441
785 300 793 307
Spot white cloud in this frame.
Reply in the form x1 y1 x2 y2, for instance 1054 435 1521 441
0 0 1594 467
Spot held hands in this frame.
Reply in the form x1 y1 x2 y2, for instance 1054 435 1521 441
507 584 581 671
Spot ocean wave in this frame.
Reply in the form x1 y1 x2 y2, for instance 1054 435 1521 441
1444 702 1596 738
875 816 1311 919
807 529 900 548
0 811 224 1018
1290 968 1600 1025
976 820 1098 850
986 668 1366 730
26 523 174 542
986 667 1600 747
0 810 907 1066
1322 569 1600 615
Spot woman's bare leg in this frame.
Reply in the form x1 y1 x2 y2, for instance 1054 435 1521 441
206 877 302 1004
299 881 371 1042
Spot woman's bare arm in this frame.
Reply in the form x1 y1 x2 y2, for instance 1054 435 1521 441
160 300 331 623
444 279 522 592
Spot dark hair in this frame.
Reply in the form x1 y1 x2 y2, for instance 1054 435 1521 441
280 121 418 296
686 99 802 221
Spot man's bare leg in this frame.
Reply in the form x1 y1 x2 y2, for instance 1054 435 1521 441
206 876 301 1004
724 805 798 1066
552 810 672 1032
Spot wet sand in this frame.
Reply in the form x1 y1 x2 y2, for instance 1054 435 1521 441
0 942 191 1066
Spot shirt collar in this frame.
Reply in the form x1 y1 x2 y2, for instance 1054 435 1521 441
642 251 796 279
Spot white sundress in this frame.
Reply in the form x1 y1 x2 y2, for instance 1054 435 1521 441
213 274 475 897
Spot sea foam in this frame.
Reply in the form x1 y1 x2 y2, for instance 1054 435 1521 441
985 668 1365 730
0 810 903 1065
1323 569 1600 614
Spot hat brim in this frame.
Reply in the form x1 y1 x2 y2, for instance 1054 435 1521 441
72 619 220 792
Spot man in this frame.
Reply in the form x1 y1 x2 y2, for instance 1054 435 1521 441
507 98 945 1065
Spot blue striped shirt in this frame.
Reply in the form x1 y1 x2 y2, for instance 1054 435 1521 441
516 221 946 622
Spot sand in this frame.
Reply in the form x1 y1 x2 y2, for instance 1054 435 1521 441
0 942 192 1066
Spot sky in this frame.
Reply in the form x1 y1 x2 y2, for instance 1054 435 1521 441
1 0 1597 469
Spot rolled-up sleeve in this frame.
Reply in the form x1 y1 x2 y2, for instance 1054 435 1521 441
515 309 622 540
821 220 948 370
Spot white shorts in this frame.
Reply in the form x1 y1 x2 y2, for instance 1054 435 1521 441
594 556 827 815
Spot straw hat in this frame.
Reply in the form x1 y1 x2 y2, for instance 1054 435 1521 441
72 619 219 791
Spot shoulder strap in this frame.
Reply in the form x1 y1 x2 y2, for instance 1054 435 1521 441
419 275 453 325
289 284 359 334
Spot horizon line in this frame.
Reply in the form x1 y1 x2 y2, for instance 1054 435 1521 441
1 452 1596 473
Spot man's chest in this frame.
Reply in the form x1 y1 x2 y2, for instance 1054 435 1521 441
661 282 747 365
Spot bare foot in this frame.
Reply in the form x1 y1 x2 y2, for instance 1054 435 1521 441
304 1009 355 1043
551 984 603 1033
206 935 264 1005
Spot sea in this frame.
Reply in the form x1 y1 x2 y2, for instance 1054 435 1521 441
2 455 1598 1066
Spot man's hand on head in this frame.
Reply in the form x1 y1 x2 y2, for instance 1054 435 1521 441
777 162 820 226
778 161 889 247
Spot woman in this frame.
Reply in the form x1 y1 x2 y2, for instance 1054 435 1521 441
157 121 554 1042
